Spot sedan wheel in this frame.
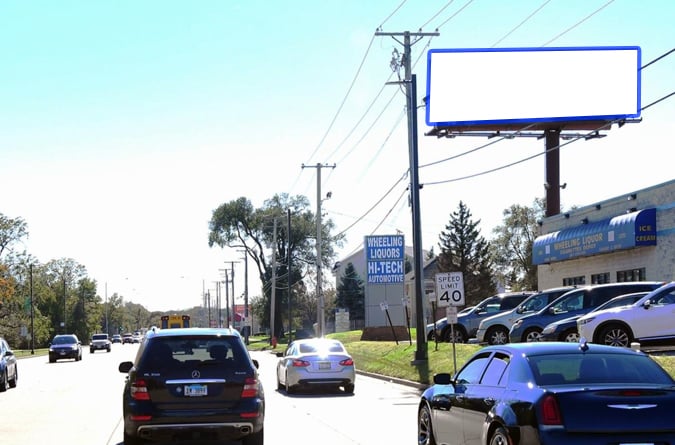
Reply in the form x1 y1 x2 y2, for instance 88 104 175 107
489 426 512 445
486 326 509 345
0 371 7 392
285 372 294 394
418 405 436 445
443 328 466 343
524 328 542 342
562 329 580 342
600 324 631 347
9 367 17 388
344 383 354 394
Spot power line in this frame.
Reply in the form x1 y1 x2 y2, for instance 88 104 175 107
491 0 552 47
541 0 615 46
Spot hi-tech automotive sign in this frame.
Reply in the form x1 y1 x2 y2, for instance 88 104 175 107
365 235 404 284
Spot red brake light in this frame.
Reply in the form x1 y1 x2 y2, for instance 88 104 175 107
131 379 150 401
291 359 310 367
339 358 354 366
541 394 563 425
241 377 259 398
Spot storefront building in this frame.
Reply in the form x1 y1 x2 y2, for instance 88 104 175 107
534 179 675 289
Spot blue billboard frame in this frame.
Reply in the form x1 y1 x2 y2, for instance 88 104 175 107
425 46 642 128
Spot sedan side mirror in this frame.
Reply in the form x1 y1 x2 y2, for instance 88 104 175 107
643 300 652 309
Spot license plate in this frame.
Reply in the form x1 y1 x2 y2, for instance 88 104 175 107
619 443 654 445
184 384 207 397
318 362 331 370
59 351 66 355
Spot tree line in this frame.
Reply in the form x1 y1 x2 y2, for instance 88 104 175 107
0 193 545 347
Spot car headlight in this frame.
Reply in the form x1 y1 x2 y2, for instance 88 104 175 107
578 317 594 326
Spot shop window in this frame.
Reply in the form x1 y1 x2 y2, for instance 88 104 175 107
617 268 646 282
563 276 585 286
591 273 610 284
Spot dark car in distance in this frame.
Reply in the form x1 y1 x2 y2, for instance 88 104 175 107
49 334 82 363
418 341 675 445
118 327 264 445
0 336 18 391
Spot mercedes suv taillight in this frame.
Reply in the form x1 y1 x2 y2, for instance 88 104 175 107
241 376 259 398
130 378 150 401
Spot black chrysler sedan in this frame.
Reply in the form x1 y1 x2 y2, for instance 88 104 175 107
418 341 675 445
118 327 264 445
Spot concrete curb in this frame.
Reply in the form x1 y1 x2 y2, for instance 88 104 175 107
356 369 429 390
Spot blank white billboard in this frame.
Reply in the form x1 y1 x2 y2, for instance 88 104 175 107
425 46 641 127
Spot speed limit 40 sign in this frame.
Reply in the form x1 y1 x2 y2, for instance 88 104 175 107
435 272 465 307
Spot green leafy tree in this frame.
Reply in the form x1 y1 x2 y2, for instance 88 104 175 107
437 201 496 306
336 262 365 320
491 198 544 291
208 193 344 337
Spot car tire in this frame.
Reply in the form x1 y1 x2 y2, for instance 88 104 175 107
561 329 580 343
486 326 509 345
49 356 55 363
523 328 542 342
418 404 437 445
276 373 284 391
0 371 7 392
9 366 17 388
242 428 264 445
90 349 94 354
599 324 632 347
344 383 355 394
285 372 295 394
489 426 512 445
107 347 111 352
442 327 466 344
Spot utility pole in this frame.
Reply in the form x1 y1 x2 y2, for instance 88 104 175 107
30 264 34 355
301 162 335 337
270 218 278 344
375 29 438 363
286 208 292 343
238 249 250 344
223 261 239 328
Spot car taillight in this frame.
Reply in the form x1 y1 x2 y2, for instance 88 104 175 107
130 379 150 401
339 358 354 366
291 359 310 367
241 377 259 398
540 394 563 425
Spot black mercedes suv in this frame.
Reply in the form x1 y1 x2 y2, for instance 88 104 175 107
118 327 264 445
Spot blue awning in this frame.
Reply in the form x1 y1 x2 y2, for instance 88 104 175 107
533 208 656 265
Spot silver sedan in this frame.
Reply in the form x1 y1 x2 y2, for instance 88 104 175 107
276 338 355 394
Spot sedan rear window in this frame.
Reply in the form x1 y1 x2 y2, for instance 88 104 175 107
529 353 674 385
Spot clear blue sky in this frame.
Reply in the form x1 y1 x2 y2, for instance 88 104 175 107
2 0 673 311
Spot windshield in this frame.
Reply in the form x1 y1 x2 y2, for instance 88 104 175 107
549 291 583 314
518 293 549 313
92 334 108 340
53 335 77 345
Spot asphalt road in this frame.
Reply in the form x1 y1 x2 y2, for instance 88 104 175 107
2 344 423 445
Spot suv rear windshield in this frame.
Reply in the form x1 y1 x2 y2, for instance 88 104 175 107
139 336 249 370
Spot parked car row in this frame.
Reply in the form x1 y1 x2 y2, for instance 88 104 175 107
427 281 674 348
